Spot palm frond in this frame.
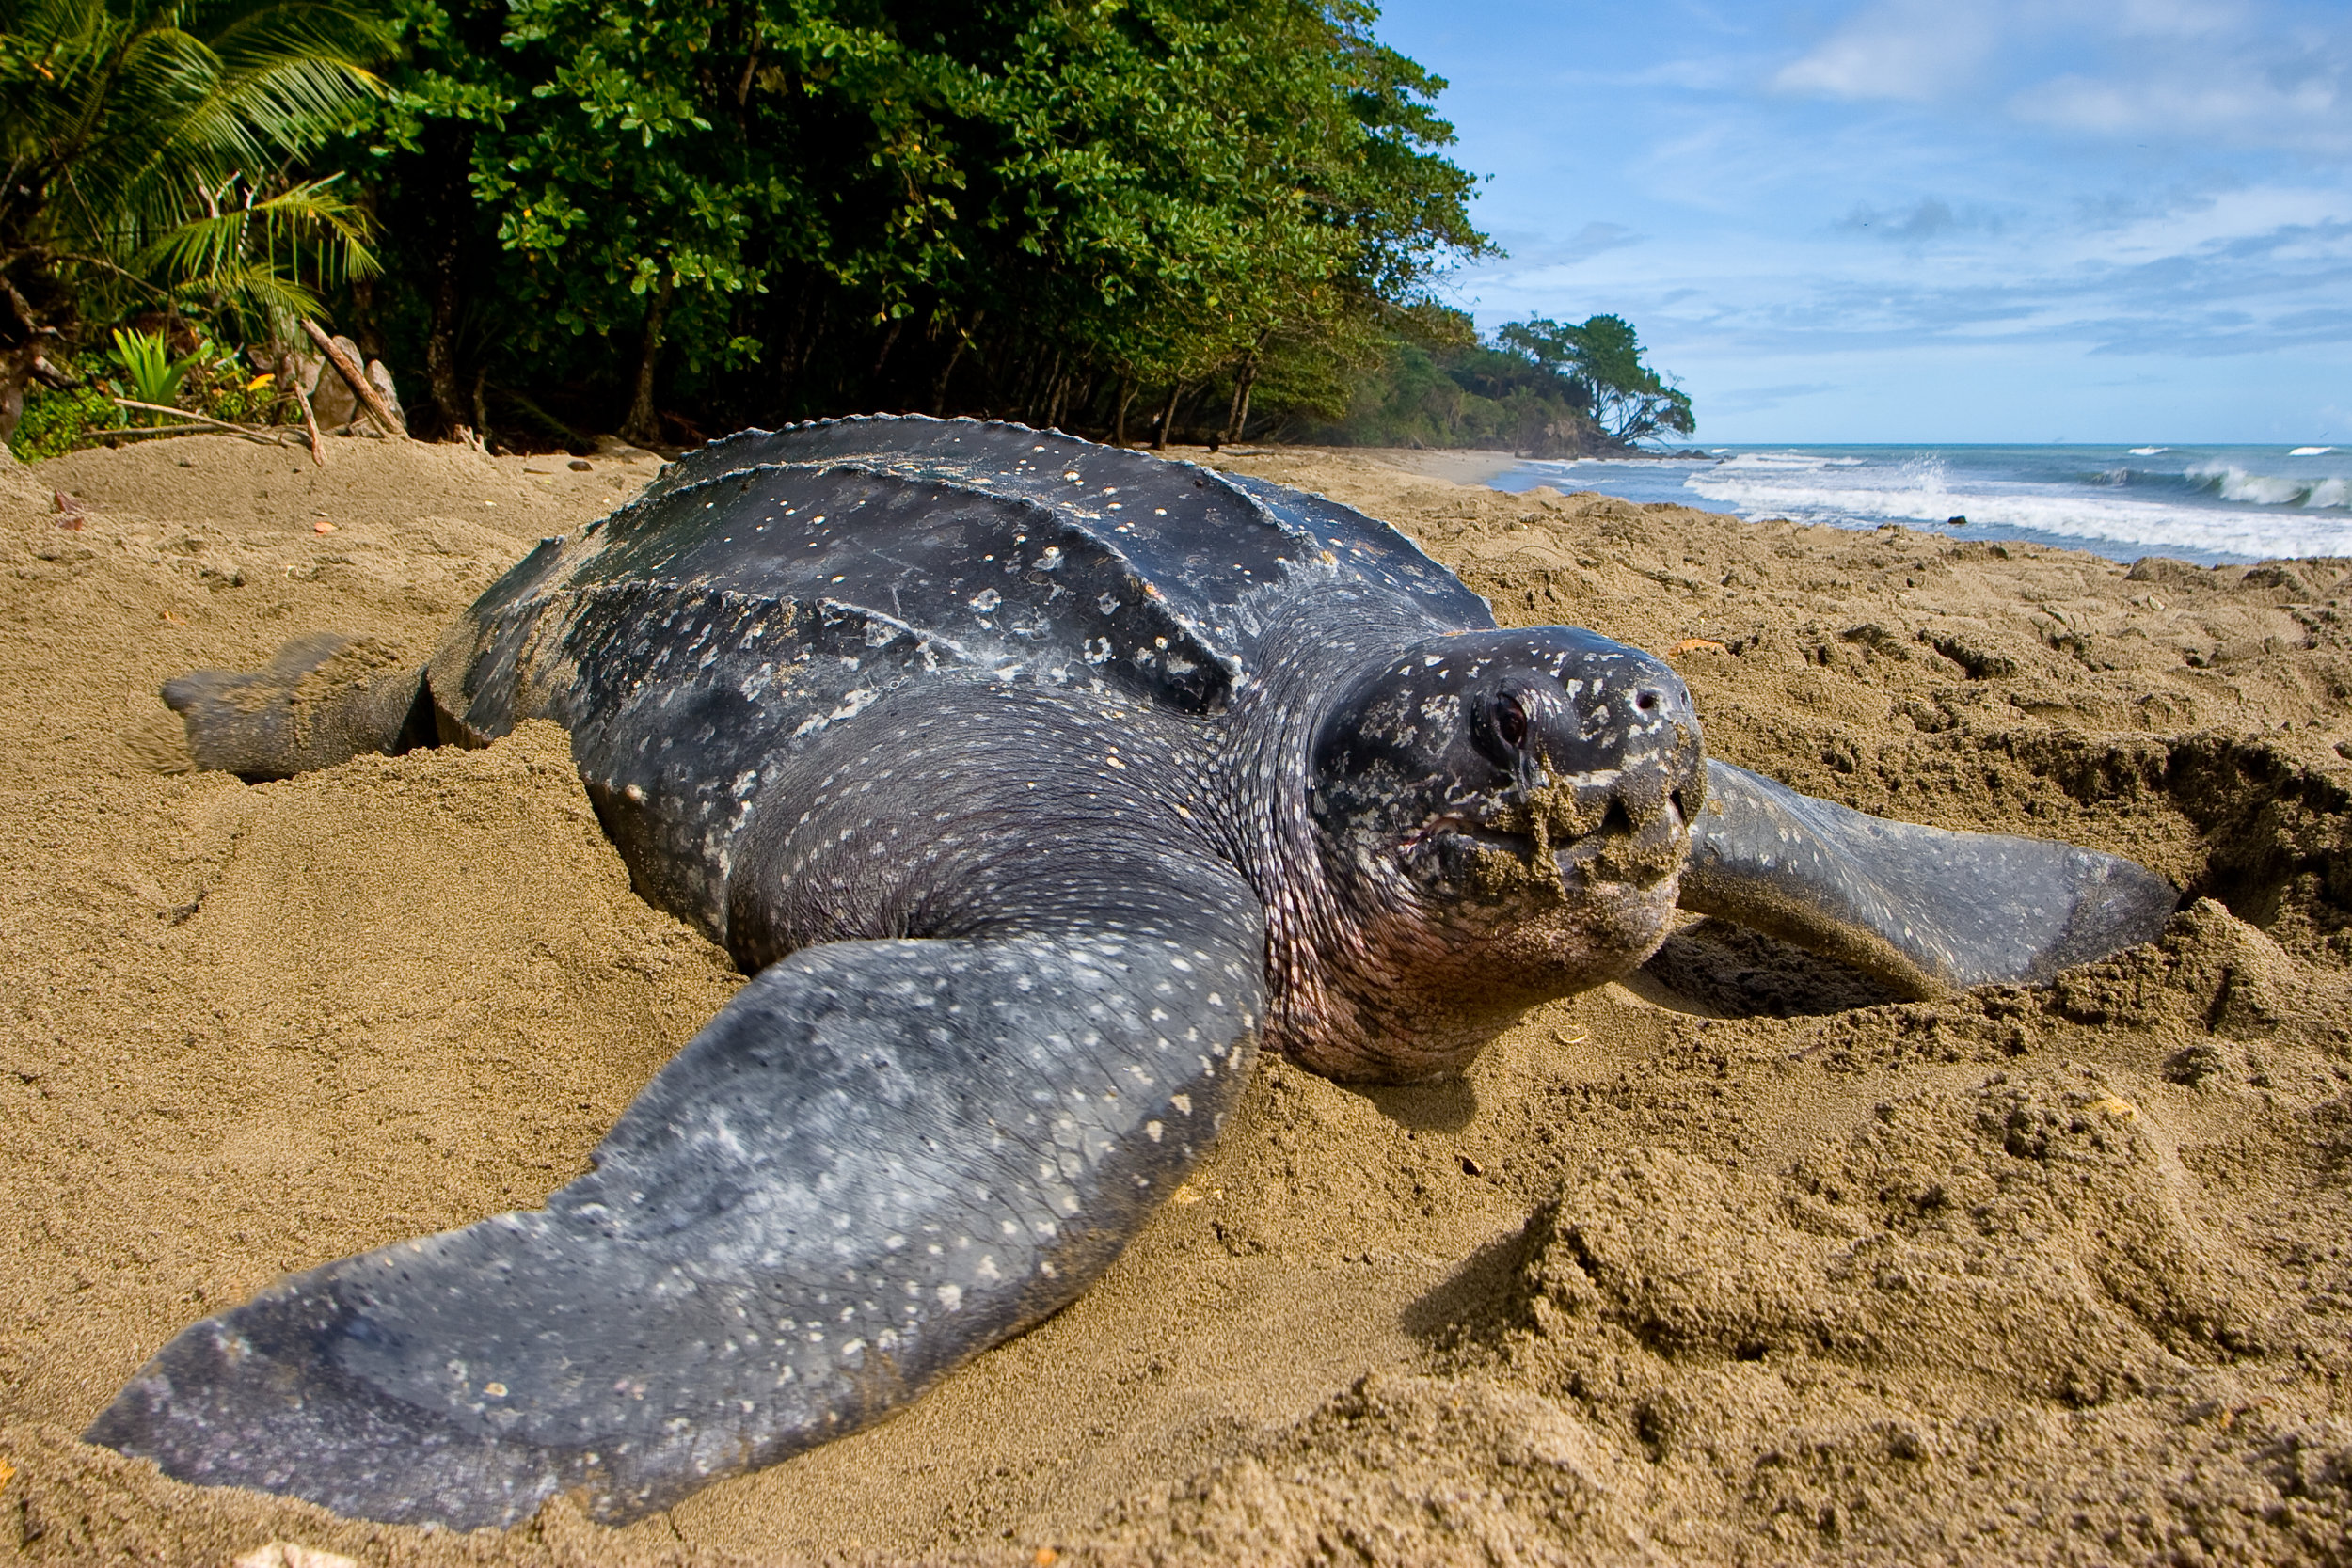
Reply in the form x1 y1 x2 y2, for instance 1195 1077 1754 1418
169 255 326 318
6 0 388 270
133 176 378 287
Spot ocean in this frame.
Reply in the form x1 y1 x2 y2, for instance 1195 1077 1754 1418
1491 444 2352 566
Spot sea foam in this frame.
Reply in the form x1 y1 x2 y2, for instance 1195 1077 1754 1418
2187 462 2349 509
1499 445 2352 563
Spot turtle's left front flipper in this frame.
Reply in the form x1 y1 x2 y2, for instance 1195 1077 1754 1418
1678 759 2177 997
86 859 1265 1529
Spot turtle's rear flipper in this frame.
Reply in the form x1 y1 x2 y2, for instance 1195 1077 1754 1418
163 632 435 780
1679 760 2177 997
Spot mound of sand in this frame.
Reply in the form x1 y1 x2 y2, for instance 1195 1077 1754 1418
4 436 2350 1567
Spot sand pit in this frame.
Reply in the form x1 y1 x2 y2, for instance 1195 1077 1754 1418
4 436 2351 1566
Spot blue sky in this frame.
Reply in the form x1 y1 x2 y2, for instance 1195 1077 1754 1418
1373 0 2352 443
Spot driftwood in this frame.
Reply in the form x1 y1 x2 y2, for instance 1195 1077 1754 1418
299 318 406 438
290 375 326 467
106 399 294 448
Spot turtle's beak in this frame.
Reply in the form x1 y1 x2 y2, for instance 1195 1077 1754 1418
1485 645 1705 892
1548 772 1692 890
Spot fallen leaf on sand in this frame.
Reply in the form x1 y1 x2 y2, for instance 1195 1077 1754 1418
160 610 186 626
311 520 336 533
1669 638 1727 657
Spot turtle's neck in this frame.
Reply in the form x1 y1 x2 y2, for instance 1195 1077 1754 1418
1208 601 1513 1084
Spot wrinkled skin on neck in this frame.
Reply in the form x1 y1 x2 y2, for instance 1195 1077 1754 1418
1246 626 1706 1083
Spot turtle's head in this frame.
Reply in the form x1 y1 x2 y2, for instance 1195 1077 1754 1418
1300 628 1704 1078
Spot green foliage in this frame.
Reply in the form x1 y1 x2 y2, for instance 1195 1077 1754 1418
0 0 391 432
326 0 1487 441
1494 312 1693 444
1264 306 1697 452
198 359 285 422
133 175 381 327
4 0 1679 457
8 375 113 458
109 325 200 413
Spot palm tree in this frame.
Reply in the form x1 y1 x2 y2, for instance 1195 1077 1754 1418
0 0 390 440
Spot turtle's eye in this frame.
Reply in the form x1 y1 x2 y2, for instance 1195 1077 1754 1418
1493 694 1529 750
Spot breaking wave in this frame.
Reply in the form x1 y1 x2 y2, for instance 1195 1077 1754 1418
1501 445 2352 563
2187 462 2351 510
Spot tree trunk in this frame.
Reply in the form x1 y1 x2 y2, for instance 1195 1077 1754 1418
1222 356 1258 444
1150 381 1182 451
930 309 980 415
1113 376 1136 445
1033 348 1063 425
422 122 474 438
620 271 676 448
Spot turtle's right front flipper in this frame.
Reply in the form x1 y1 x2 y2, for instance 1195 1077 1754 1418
1679 760 2176 996
87 867 1265 1528
163 632 436 780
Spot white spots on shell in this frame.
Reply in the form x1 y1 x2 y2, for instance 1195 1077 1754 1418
936 1283 964 1311
969 588 1002 614
790 688 880 737
1171 1093 1193 1115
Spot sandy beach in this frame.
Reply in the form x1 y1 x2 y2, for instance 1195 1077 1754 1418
4 435 2350 1567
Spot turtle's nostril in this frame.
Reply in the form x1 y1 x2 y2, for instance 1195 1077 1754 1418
1669 787 1689 820
1634 688 1663 714
1600 797 1633 837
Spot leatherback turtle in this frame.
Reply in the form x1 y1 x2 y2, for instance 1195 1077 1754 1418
90 417 2175 1528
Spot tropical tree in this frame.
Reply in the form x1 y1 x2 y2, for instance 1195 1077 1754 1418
0 0 390 438
1567 312 1691 443
327 0 1484 444
1495 312 1692 445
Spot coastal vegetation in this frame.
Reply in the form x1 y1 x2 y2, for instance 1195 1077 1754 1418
1278 304 1694 453
4 0 1695 453
0 0 388 436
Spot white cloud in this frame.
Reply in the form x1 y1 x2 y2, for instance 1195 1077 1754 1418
1772 0 1999 101
1769 0 2349 152
2015 63 2348 152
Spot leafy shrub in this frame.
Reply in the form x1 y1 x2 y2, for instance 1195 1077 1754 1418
9 379 118 462
200 367 286 426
